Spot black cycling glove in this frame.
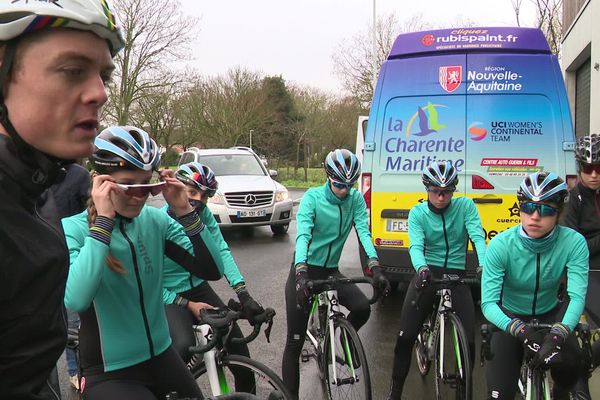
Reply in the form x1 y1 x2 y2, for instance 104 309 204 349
369 262 391 296
531 323 568 368
295 264 311 312
414 266 431 290
235 283 264 325
508 319 543 360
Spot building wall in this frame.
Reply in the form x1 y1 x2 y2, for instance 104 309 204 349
562 0 600 135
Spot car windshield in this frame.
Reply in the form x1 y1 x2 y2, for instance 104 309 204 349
200 154 266 176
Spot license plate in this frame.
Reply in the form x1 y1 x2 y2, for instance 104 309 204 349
386 218 408 232
237 209 266 218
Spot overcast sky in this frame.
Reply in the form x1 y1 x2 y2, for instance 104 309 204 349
177 0 538 92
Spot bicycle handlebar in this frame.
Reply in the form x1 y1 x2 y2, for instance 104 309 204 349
411 274 478 308
479 320 591 367
188 305 276 354
306 276 381 304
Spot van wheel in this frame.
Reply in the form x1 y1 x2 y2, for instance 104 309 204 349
271 224 289 235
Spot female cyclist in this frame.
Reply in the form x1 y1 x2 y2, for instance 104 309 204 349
63 126 224 400
281 149 389 399
561 133 600 396
386 160 487 399
163 162 264 392
481 171 589 400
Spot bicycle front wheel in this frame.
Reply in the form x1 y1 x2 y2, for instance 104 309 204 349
433 312 472 400
321 317 371 400
191 354 293 400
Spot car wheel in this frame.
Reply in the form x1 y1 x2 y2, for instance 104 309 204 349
271 224 289 235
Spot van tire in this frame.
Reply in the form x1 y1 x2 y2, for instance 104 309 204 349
271 224 289 235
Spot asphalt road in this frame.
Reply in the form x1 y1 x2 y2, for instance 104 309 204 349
57 189 600 399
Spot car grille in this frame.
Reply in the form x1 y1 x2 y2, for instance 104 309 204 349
225 191 273 208
230 214 273 223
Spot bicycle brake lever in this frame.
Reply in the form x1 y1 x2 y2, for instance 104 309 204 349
264 317 274 343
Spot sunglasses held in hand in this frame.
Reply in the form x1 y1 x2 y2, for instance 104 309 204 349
117 182 166 197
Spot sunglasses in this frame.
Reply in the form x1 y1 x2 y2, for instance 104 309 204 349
331 180 354 190
580 162 600 175
519 201 558 217
427 187 455 197
117 182 166 197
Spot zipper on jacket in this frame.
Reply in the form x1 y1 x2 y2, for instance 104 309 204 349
323 204 343 267
531 254 541 316
120 220 155 357
595 191 600 217
441 213 449 268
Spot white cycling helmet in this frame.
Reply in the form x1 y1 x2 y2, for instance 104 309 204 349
0 0 125 56
91 126 161 172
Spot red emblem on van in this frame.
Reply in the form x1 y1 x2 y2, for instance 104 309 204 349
439 66 462 93
422 34 435 46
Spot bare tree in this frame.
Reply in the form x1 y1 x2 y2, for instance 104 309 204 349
332 13 432 108
106 0 198 125
133 71 187 149
175 68 276 149
532 0 562 56
511 0 562 55
512 0 524 26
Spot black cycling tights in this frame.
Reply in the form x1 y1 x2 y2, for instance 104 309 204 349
281 265 371 400
390 268 475 395
584 271 600 367
82 346 203 400
166 281 253 393
485 306 583 400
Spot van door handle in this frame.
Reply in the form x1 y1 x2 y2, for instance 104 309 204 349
472 198 503 204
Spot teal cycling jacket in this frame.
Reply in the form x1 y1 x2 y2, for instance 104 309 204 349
294 182 377 268
161 204 244 304
408 196 486 271
63 206 224 372
481 225 589 331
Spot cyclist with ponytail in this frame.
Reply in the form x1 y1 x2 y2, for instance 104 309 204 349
481 171 589 399
162 161 263 392
62 126 224 399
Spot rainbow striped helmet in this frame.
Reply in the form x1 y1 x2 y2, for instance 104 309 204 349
0 0 124 56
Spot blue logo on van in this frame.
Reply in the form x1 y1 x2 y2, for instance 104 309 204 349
406 102 447 137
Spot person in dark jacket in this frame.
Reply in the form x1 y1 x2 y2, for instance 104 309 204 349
0 2 124 399
561 133 600 397
40 163 91 391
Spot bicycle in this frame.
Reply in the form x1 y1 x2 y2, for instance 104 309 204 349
188 301 292 399
165 390 284 399
300 275 380 400
480 320 593 400
412 274 478 400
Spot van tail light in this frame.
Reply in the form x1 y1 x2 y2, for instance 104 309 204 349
361 173 372 229
472 175 495 190
566 174 578 189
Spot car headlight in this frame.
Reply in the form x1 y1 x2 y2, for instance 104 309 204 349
209 193 225 205
275 189 289 202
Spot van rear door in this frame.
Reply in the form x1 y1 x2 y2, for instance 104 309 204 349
369 53 467 256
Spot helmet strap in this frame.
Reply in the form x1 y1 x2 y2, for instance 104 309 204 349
0 40 66 186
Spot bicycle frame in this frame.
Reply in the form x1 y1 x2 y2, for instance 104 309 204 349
305 289 358 385
193 323 231 396
432 286 466 382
